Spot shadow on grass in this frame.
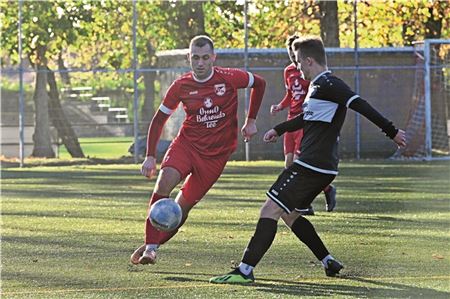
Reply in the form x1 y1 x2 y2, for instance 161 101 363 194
0 156 136 168
341 275 450 298
161 272 450 298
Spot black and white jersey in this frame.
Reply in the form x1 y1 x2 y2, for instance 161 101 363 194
274 70 397 175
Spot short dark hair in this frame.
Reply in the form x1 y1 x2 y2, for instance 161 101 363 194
190 35 214 51
286 34 299 64
286 34 299 49
292 36 327 66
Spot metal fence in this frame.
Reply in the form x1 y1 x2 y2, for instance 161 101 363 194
1 1 449 165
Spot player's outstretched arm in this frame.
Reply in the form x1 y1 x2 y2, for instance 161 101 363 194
348 98 405 146
273 113 305 135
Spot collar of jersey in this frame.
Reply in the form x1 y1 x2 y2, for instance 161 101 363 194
192 68 215 83
311 70 331 84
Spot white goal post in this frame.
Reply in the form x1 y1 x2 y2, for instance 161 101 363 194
424 39 450 160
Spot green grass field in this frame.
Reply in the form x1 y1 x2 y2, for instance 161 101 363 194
2 160 450 298
57 137 134 159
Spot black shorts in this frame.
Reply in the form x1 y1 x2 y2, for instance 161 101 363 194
266 163 335 214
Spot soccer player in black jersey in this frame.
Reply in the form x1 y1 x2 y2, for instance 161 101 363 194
210 36 406 284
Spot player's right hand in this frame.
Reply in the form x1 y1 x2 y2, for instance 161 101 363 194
141 156 157 179
270 104 282 115
263 129 279 143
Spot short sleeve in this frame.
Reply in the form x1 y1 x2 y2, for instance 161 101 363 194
220 68 253 89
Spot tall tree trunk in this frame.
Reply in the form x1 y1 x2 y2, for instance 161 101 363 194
141 41 157 131
401 21 415 46
424 5 442 39
47 67 85 158
58 51 71 86
319 1 340 47
31 47 55 157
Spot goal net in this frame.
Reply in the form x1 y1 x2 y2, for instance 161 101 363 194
393 39 450 159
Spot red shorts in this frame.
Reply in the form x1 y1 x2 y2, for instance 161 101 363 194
283 129 303 156
161 139 230 205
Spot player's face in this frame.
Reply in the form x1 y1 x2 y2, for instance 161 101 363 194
189 44 216 80
295 50 312 80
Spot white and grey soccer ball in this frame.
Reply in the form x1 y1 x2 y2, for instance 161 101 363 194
149 198 182 232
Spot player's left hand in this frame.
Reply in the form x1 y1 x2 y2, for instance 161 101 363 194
263 129 279 143
270 104 282 115
241 118 257 142
393 129 406 148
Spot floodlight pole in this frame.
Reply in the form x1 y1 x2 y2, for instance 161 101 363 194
353 0 361 159
18 0 25 167
132 0 140 163
244 0 250 161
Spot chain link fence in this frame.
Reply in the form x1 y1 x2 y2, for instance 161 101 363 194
1 1 449 164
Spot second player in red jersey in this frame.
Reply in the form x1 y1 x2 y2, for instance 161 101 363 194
131 35 266 265
271 63 309 165
276 63 308 120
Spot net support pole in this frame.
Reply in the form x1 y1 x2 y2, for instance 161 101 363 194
244 0 250 161
353 0 361 159
132 0 140 163
424 39 432 160
18 0 25 167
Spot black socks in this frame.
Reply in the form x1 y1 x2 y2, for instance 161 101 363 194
242 218 278 267
291 215 329 260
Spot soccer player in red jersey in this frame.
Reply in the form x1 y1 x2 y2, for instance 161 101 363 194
130 35 266 265
270 34 336 215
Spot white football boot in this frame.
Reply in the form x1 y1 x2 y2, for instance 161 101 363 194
139 248 157 265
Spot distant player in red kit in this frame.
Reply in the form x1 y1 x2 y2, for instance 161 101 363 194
130 35 266 265
270 34 336 215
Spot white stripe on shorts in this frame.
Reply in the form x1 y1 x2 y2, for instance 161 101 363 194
266 191 291 214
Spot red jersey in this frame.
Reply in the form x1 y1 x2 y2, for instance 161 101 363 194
278 63 309 119
160 66 255 157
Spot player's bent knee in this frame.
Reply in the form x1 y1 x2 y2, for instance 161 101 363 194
281 211 300 228
155 167 182 194
260 198 284 220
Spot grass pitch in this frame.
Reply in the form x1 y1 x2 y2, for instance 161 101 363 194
1 160 450 298
57 137 134 159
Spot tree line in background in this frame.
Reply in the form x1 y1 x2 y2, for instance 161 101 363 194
1 0 449 158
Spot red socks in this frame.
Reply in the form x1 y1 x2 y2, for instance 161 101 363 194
145 193 166 244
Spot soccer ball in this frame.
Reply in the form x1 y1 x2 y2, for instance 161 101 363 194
149 198 182 232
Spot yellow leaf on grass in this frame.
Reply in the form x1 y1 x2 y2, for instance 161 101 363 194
432 254 444 260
